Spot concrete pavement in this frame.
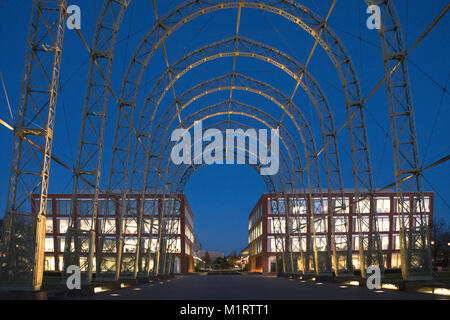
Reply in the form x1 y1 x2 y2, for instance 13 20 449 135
68 274 447 300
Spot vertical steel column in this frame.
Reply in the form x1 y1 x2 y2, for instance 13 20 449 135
63 0 128 284
0 0 66 291
368 0 433 280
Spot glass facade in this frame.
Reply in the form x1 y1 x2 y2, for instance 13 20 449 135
248 191 433 273
37 193 194 273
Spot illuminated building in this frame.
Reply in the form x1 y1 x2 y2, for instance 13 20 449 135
248 191 433 273
33 193 195 274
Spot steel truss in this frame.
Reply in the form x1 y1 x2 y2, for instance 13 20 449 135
1 0 431 290
165 119 290 275
0 0 67 291
125 36 350 274
365 0 432 280
82 0 383 281
142 73 330 275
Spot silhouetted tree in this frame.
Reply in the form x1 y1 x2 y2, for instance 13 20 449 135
432 219 450 269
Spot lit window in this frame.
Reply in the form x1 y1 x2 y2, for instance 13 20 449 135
290 237 306 252
334 235 348 251
376 216 390 232
355 198 371 214
352 254 360 270
44 256 55 271
79 218 92 231
314 236 327 251
395 197 410 213
333 197 349 214
46 219 53 234
414 197 430 213
393 216 409 231
353 216 369 232
268 236 284 252
166 238 181 254
164 218 180 234
376 198 390 213
123 218 138 234
58 219 70 234
59 238 65 252
123 237 137 253
100 218 116 234
391 253 401 268
412 214 428 228
353 235 369 251
333 217 348 233
142 238 158 252
392 234 401 250
291 217 307 233
100 237 116 253
380 235 389 250
314 218 327 233
45 237 54 252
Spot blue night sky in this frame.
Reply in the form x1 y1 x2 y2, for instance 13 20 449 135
0 0 448 255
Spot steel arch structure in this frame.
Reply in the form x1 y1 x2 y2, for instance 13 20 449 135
66 0 385 283
0 0 434 291
160 119 296 276
140 73 330 276
122 36 351 273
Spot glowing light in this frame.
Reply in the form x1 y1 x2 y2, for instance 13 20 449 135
316 282 323 285
374 290 385 293
110 293 120 297
381 283 399 290
345 281 360 286
133 288 142 291
433 288 450 296
94 287 108 293
339 285 348 288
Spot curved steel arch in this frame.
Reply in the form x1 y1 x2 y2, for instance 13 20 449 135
102 1 377 278
163 120 294 276
124 35 352 273
162 104 299 193
117 35 353 274
160 118 298 276
143 74 331 275
66 0 426 282
131 35 343 198
105 105 299 278
145 73 321 203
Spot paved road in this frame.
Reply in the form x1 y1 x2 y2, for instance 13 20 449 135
71 274 446 300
